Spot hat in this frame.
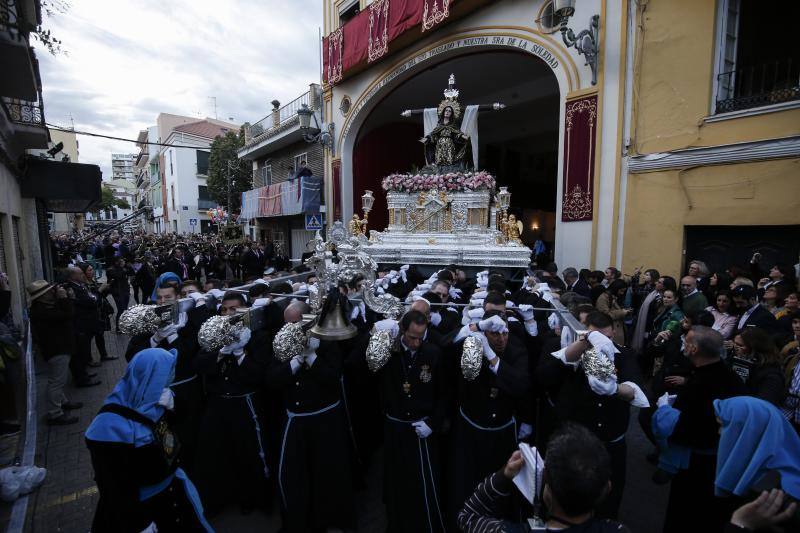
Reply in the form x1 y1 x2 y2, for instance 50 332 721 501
732 285 756 299
26 280 54 302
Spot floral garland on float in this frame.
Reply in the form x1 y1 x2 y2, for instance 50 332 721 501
381 170 496 193
207 206 230 224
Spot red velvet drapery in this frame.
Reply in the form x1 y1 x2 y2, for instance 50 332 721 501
561 94 597 222
352 122 424 231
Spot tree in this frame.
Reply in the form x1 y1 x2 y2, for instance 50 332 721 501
207 128 251 213
90 186 130 214
33 1 70 56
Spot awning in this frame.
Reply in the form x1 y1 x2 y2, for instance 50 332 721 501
21 157 102 212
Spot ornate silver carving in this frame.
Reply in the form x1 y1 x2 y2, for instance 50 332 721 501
461 335 483 381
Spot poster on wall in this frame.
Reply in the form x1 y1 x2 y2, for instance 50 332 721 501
561 94 597 222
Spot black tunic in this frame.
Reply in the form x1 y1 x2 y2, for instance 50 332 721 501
447 334 531 529
264 341 355 532
192 331 270 513
125 313 205 477
86 425 208 532
663 360 747 533
375 339 451 533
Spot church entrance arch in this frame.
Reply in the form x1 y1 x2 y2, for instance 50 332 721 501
338 30 577 262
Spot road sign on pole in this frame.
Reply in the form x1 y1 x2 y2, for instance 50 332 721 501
189 218 197 226
305 213 323 231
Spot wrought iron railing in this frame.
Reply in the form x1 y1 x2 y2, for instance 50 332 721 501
1 97 44 127
247 90 312 141
716 58 800 113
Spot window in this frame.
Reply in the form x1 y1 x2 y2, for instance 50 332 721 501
339 0 359 25
171 184 176 210
198 185 211 200
537 1 565 34
264 164 272 184
169 150 174 175
293 153 308 172
713 0 800 113
196 150 210 175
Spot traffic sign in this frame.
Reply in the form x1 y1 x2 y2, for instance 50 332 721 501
305 213 323 231
189 218 198 226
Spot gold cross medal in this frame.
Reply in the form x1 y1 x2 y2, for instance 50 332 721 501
403 381 411 394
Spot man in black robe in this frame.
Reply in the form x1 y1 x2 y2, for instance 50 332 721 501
124 283 207 477
265 331 355 532
192 295 270 516
657 325 746 533
537 311 646 519
362 310 450 533
446 310 531 529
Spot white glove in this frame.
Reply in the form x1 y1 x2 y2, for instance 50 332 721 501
473 290 488 299
449 287 462 300
587 373 618 396
517 423 533 440
187 291 206 305
374 319 399 338
472 331 497 363
252 297 271 308
464 307 484 325
517 304 534 321
152 323 178 344
303 336 320 366
656 392 677 408
469 298 484 307
417 283 432 290
478 315 508 333
140 523 158 533
587 331 619 361
350 302 365 321
412 420 433 439
430 312 442 327
219 327 252 358
547 313 561 331
207 288 225 300
289 353 305 374
157 388 174 411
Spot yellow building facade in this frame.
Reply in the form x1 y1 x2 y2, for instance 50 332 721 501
320 0 800 275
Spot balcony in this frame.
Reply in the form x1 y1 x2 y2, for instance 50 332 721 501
2 95 48 148
715 58 800 114
0 0 41 101
238 85 322 160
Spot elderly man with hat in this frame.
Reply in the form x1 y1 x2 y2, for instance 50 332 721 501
27 280 84 425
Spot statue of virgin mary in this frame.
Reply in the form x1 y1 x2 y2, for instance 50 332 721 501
419 89 472 172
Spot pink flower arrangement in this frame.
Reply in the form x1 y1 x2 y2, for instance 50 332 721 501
381 171 496 193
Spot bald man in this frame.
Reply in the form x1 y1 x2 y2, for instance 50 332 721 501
680 276 708 316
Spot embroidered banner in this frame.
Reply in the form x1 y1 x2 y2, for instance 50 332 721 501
332 159 342 222
422 0 450 32
561 94 597 222
368 0 390 63
327 27 344 84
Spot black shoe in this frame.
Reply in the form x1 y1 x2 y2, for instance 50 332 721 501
48 414 78 426
100 355 118 361
0 422 21 437
76 379 101 388
62 401 83 410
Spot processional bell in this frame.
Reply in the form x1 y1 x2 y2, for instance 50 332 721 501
309 294 358 341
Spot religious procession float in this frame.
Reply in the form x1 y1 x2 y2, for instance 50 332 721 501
348 75 532 268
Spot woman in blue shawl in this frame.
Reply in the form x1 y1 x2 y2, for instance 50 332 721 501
85 348 213 532
715 396 800 529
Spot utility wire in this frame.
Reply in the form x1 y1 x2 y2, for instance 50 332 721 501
45 123 223 149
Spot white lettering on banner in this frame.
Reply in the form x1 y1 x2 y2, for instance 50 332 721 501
342 35 561 143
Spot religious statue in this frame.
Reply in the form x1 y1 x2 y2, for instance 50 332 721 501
348 214 367 236
419 100 471 171
401 74 506 174
505 214 523 245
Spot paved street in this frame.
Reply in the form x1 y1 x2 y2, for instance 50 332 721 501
6 329 665 532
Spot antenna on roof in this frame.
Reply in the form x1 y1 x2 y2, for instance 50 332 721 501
208 96 218 120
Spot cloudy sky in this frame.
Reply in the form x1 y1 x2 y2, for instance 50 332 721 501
38 0 322 178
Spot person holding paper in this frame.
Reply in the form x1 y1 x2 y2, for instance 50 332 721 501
457 423 631 532
537 311 648 519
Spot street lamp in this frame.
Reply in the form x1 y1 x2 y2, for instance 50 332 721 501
298 103 336 155
497 186 511 213
554 0 600 86
360 190 374 235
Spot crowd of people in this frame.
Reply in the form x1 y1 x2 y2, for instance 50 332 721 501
28 231 800 532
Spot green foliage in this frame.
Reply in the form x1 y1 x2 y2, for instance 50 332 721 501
207 128 251 213
91 186 130 214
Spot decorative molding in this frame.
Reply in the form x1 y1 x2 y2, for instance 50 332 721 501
703 100 800 124
327 27 344 85
368 0 390 63
628 136 800 173
422 0 451 32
